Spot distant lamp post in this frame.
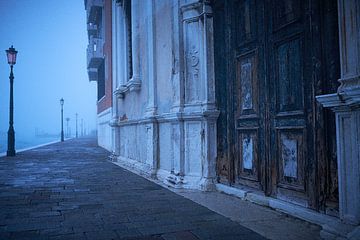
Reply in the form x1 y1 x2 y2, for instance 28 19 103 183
60 98 64 142
81 118 84 137
6 45 18 157
65 117 70 137
76 113 78 138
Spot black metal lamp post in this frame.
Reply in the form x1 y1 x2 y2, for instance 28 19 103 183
6 45 18 157
60 98 64 142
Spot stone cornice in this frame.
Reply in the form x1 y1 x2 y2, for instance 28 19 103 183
317 75 360 110
316 93 360 111
109 109 220 127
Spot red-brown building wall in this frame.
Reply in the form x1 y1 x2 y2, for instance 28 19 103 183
97 0 112 114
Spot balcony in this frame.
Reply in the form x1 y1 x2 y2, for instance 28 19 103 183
87 68 98 82
86 0 103 24
87 23 98 37
87 37 104 69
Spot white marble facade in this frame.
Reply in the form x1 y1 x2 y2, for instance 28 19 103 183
110 0 218 190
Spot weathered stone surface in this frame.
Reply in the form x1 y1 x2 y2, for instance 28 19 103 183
0 138 266 240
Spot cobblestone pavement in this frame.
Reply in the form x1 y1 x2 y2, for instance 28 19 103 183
0 138 266 240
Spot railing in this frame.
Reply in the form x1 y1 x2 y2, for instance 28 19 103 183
87 37 104 69
87 23 98 37
87 68 98 82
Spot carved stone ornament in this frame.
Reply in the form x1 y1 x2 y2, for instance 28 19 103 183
188 45 200 81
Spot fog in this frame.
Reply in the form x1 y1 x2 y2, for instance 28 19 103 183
0 0 97 150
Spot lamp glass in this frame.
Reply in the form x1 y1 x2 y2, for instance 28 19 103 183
6 45 17 66
60 98 64 106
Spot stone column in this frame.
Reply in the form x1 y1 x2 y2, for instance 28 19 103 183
316 0 360 225
129 0 141 89
142 0 159 179
145 0 157 116
110 0 121 158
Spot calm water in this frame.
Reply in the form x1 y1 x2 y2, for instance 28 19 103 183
0 132 60 154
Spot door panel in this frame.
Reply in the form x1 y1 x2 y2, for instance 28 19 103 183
275 36 304 114
277 128 305 191
272 0 301 31
237 51 258 116
236 0 257 46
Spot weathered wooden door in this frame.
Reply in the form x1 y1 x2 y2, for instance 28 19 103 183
266 0 314 205
214 0 340 210
214 0 269 192
231 0 267 191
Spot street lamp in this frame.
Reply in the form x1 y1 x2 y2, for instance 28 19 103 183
60 98 64 142
81 118 84 137
65 117 70 137
76 113 78 138
6 45 18 157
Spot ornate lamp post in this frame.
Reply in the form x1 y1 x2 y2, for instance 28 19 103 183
6 45 18 157
60 98 64 142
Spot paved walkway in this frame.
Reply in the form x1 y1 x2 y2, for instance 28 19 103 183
174 190 321 240
0 138 266 240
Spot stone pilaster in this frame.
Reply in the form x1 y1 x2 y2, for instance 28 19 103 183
145 0 157 116
144 118 159 179
180 0 219 190
316 0 360 225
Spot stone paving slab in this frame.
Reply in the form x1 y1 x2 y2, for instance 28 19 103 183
0 138 267 240
174 190 322 240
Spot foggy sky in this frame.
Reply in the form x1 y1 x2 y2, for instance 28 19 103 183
0 0 97 139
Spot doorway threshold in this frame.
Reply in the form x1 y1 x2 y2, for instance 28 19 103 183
215 183 359 240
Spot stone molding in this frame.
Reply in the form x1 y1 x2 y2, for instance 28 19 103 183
97 107 112 119
110 110 220 127
114 78 141 99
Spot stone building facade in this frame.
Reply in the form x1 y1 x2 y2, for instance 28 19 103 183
85 0 113 150
110 0 218 191
86 0 360 238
